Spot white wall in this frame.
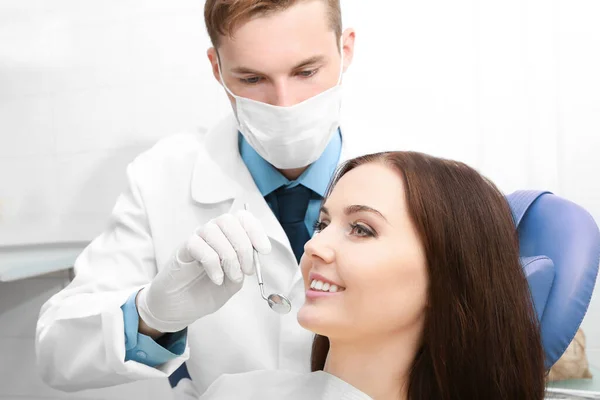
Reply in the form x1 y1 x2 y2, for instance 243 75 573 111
0 0 230 245
553 0 600 367
0 0 598 365
1 0 598 241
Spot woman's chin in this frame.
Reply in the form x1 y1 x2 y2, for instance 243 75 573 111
297 303 328 334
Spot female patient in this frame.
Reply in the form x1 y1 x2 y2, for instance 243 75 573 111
200 151 546 400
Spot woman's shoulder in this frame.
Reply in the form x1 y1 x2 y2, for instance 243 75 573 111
199 370 372 400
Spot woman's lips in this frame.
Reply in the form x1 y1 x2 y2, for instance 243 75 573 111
306 274 346 299
306 288 344 299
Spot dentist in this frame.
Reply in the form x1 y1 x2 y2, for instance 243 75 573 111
36 0 357 398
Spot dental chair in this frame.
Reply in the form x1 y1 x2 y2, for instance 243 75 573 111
168 191 600 390
508 190 600 369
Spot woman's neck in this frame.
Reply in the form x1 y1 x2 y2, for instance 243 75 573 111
323 333 420 400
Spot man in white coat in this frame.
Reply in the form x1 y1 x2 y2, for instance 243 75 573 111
36 0 359 398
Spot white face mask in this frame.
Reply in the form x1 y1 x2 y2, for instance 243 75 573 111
218 41 344 170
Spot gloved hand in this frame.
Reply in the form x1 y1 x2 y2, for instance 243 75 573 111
136 210 271 333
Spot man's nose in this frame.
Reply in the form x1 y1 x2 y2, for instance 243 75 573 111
269 80 296 107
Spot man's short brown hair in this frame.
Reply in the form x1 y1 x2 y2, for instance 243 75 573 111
204 0 342 49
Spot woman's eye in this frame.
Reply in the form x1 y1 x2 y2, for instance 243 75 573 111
313 220 328 233
350 223 376 238
240 76 262 85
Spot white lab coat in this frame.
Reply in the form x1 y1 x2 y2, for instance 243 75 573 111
198 370 373 400
35 114 366 397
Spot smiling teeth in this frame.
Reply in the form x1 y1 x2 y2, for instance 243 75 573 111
310 279 345 292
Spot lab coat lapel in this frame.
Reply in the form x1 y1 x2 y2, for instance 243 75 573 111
190 115 292 253
228 195 292 260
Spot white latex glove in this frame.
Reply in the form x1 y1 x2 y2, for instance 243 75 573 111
136 210 271 333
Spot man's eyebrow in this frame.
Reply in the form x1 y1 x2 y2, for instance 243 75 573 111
230 66 263 75
319 204 389 223
230 55 327 75
292 55 327 70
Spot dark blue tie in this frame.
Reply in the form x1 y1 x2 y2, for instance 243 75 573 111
269 185 312 263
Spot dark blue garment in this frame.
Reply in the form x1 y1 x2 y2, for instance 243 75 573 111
266 184 312 263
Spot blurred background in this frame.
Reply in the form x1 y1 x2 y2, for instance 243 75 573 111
0 0 598 399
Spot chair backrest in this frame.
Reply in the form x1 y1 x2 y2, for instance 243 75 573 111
507 191 600 369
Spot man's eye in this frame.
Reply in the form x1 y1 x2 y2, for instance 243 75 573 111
297 69 318 78
240 76 262 84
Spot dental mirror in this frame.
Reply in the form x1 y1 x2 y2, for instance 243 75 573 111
244 204 292 315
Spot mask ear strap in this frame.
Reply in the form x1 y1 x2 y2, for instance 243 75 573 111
217 54 237 98
337 36 345 85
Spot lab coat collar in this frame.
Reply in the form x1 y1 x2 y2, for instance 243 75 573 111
190 115 244 204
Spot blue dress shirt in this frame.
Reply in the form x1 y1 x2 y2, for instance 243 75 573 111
121 129 342 366
122 291 187 366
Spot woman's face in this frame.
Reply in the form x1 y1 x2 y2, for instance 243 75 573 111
297 162 429 341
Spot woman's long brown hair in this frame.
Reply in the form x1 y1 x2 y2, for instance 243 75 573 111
310 151 545 400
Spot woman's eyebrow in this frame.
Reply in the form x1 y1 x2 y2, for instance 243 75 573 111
319 204 389 223
345 205 388 222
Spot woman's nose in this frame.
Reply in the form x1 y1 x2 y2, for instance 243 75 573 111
304 232 336 264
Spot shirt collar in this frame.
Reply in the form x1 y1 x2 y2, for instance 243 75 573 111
239 129 342 197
